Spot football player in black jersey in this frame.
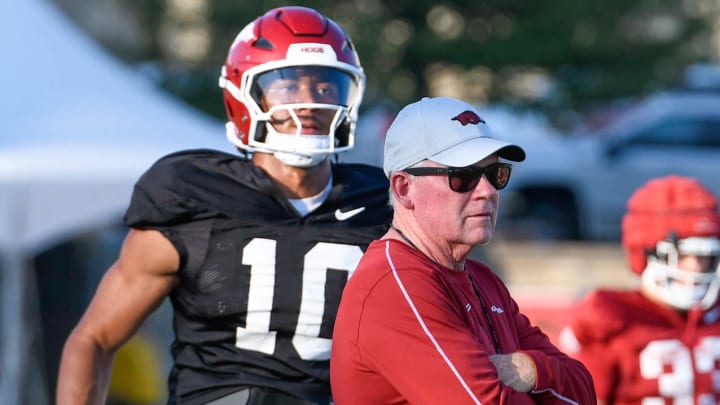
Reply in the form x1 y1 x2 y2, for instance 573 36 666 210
56 6 391 405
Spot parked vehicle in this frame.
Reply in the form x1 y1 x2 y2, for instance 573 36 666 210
498 90 720 241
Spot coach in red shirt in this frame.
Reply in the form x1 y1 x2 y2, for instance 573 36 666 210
330 96 595 404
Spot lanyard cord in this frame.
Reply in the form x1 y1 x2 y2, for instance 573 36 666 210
390 224 422 252
391 223 501 354
468 274 501 354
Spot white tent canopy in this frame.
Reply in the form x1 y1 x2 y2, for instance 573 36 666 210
0 0 234 403
0 0 234 253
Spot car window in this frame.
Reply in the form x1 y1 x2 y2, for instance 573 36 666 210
629 119 720 148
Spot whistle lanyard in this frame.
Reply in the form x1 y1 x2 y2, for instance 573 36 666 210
468 273 501 354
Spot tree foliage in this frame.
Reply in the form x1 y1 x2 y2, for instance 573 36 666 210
68 0 718 126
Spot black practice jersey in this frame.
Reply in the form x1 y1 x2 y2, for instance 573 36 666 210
124 149 392 404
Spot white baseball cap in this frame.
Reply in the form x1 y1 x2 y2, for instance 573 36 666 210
383 97 526 177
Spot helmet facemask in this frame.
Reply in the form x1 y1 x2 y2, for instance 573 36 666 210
641 235 720 310
262 102 350 167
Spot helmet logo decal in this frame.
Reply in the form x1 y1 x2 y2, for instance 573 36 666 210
451 110 485 126
287 43 338 62
300 46 325 54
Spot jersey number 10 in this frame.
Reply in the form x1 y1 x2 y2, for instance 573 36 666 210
235 238 364 361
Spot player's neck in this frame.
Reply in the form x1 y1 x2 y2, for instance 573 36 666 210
253 152 332 199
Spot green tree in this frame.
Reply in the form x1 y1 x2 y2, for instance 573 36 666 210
61 0 718 126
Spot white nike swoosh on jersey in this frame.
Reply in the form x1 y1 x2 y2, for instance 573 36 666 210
334 206 366 221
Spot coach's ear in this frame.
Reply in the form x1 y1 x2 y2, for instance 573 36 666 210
389 171 415 209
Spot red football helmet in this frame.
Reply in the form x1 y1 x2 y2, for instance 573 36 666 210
218 6 366 167
622 175 720 310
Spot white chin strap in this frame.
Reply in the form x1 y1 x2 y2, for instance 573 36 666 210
264 131 330 167
273 151 328 167
224 122 331 167
259 104 344 167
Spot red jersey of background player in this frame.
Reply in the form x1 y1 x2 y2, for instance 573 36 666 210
560 175 720 404
561 289 720 403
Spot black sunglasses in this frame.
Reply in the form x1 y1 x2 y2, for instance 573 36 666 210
403 163 513 192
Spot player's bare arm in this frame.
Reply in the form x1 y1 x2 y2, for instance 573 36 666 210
56 228 179 405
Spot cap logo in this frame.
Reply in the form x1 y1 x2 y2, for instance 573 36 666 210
451 110 485 126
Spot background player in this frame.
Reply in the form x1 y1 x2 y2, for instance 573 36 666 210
559 175 720 404
56 6 392 405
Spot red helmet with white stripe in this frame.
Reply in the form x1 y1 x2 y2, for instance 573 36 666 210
218 6 365 167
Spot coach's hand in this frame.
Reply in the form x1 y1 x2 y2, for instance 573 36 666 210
489 352 536 392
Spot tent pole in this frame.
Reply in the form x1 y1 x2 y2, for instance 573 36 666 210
0 248 26 405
